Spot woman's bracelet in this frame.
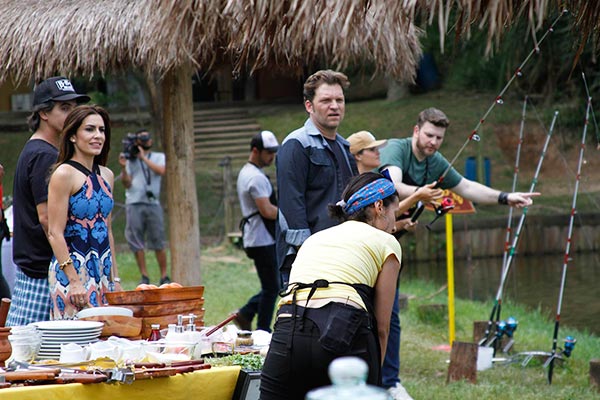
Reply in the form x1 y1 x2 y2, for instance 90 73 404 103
58 258 73 270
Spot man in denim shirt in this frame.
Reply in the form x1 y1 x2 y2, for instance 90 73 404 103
275 70 358 284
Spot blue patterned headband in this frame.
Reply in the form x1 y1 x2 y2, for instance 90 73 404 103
337 178 396 215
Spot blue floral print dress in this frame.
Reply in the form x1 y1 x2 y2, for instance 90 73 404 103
49 161 114 320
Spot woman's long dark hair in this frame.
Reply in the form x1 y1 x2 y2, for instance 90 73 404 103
328 172 399 223
57 105 111 167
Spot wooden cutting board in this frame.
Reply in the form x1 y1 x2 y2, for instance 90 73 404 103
121 298 204 317
105 286 204 305
79 315 143 337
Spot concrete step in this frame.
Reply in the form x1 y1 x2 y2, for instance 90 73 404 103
193 117 256 128
193 131 254 141
193 107 250 118
194 137 250 148
194 123 261 134
195 144 248 155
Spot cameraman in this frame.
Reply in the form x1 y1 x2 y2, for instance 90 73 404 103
118 129 169 285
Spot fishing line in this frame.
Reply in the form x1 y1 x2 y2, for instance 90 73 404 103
546 95 590 385
438 10 568 185
581 71 600 148
527 79 600 259
479 111 559 351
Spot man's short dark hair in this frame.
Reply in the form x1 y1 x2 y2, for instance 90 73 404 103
417 108 450 129
303 70 350 102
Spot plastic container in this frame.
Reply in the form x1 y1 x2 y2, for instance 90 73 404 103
305 357 391 399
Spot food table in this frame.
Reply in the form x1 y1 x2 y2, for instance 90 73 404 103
0 366 241 400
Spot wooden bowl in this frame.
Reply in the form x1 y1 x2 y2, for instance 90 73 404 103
79 315 143 338
105 286 204 305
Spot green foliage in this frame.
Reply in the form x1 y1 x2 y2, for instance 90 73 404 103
206 353 264 371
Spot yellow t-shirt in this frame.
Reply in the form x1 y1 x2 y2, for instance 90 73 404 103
280 220 402 310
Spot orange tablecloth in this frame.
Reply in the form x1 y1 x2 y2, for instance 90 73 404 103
0 366 241 400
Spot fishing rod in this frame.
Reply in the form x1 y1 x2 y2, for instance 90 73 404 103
403 11 567 231
546 96 591 384
581 71 600 149
479 110 559 352
501 97 528 271
438 10 567 185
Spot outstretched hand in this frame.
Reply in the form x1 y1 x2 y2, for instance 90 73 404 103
416 182 443 204
508 192 541 208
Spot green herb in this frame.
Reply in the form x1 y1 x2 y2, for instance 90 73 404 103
206 353 264 371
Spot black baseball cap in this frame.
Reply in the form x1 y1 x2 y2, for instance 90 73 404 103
32 76 90 107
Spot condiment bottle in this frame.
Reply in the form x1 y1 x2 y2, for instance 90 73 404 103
147 324 161 341
305 357 391 399
235 330 254 347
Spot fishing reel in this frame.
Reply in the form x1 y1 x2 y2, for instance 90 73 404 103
426 197 455 230
484 316 518 353
542 336 577 370
497 317 518 353
562 336 577 358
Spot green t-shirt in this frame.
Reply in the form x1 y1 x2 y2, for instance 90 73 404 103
379 138 463 189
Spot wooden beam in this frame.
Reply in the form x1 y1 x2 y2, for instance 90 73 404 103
161 63 202 285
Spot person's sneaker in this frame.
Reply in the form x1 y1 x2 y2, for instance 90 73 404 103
139 275 150 285
160 276 171 285
230 310 252 331
388 382 413 400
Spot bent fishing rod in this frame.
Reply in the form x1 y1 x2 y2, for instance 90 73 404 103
438 10 567 185
501 97 528 271
405 10 567 231
479 111 559 351
546 96 591 385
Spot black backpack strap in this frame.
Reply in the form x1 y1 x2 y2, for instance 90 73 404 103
239 211 260 232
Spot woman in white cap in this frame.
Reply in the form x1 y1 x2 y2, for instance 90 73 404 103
347 131 388 174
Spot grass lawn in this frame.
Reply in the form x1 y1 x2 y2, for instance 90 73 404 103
116 243 600 399
1 88 599 398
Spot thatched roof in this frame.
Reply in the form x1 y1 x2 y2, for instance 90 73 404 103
0 1 597 84
0 0 422 83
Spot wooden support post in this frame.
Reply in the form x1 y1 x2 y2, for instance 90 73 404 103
447 341 478 384
161 63 202 285
591 359 600 390
473 321 491 343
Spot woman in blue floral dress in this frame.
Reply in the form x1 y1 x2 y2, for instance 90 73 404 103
47 105 122 320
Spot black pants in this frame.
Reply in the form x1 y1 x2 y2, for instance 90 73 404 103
259 303 378 400
239 245 280 332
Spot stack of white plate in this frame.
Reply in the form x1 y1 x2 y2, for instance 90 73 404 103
31 320 104 360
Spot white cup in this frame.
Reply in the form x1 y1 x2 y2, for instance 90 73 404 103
88 341 121 361
477 346 494 371
60 343 88 363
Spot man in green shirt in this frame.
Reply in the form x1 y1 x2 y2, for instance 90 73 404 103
378 107 539 399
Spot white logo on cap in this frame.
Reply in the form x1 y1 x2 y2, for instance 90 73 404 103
55 79 75 92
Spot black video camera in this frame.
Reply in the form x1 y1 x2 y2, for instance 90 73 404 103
122 132 140 160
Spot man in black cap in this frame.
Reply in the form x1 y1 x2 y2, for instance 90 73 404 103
232 130 280 332
7 77 89 326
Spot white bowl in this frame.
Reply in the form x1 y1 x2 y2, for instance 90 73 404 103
76 306 133 319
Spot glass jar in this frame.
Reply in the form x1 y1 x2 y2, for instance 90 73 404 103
235 330 254 347
306 357 391 399
147 324 161 341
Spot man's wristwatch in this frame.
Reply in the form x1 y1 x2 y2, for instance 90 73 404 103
113 277 121 283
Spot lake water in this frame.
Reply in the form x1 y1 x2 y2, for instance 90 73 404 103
404 252 600 336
